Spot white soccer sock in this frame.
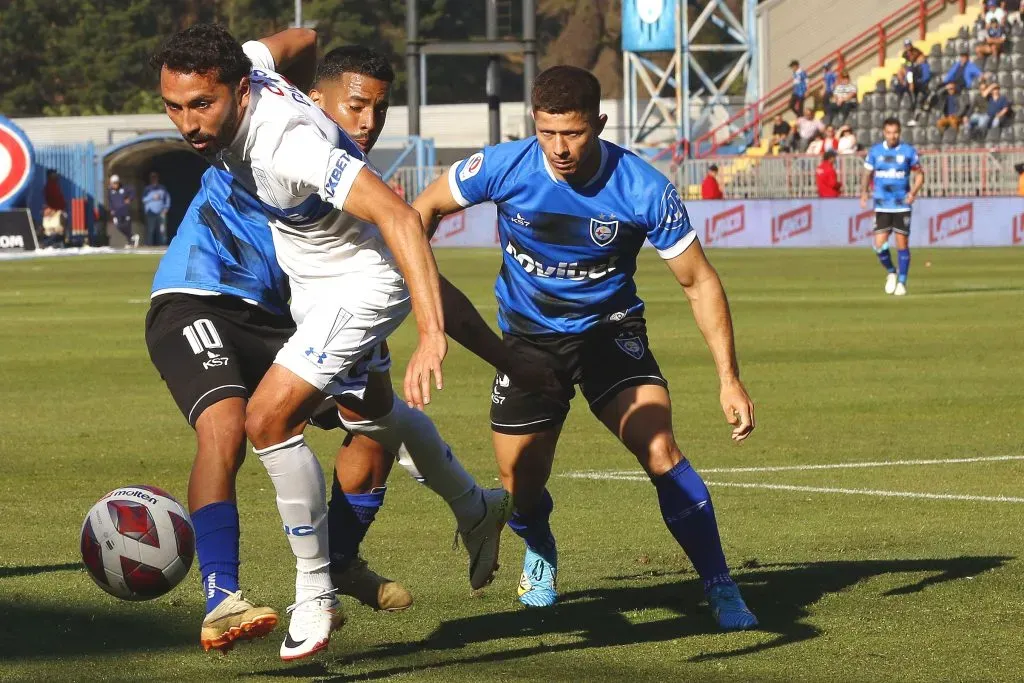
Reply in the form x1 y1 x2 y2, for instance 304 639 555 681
254 434 330 576
295 566 334 602
341 396 482 528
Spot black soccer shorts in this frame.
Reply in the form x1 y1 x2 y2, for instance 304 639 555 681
145 293 295 426
489 316 668 435
874 211 912 236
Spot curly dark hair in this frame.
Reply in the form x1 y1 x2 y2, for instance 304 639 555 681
532 65 601 118
150 24 251 84
314 45 394 88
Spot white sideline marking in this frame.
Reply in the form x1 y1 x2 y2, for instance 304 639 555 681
565 455 1024 479
707 481 1024 504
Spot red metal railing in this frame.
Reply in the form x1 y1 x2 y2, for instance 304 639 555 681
691 0 967 158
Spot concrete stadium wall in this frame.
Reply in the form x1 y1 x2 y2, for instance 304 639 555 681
757 0 963 98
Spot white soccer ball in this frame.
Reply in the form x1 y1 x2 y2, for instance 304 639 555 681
80 485 195 600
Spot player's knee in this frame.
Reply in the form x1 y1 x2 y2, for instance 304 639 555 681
244 400 288 449
643 434 684 478
196 407 247 471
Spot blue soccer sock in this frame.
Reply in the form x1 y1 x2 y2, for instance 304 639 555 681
875 242 896 273
653 459 733 592
897 248 911 283
507 488 556 560
327 472 385 571
192 501 240 613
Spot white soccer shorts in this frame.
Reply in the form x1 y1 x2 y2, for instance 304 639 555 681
275 274 410 398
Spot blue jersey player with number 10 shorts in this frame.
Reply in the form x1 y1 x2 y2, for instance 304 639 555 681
413 66 758 629
860 117 925 297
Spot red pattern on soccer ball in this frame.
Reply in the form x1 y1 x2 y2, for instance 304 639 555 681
107 500 160 547
119 556 171 599
80 518 108 586
167 510 195 567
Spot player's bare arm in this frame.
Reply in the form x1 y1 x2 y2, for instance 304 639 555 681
342 168 447 409
860 168 874 208
907 168 925 204
412 173 465 239
664 241 755 442
257 28 318 91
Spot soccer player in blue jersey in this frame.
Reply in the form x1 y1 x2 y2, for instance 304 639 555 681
146 35 553 654
412 66 758 629
860 117 925 296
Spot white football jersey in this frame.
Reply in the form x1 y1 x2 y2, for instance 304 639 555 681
217 41 400 293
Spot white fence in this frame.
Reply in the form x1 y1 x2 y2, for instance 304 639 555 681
428 198 1024 248
677 150 1024 200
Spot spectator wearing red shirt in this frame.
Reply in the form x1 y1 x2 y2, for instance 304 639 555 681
816 150 842 198
701 164 724 199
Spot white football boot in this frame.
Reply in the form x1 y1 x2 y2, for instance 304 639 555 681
279 590 344 661
894 282 907 296
884 272 898 295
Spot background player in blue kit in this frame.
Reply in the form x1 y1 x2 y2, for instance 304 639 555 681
413 66 758 629
860 117 925 296
146 35 554 653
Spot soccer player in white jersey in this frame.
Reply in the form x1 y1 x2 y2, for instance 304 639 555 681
152 24 511 660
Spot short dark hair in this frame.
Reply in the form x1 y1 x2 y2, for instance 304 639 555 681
789 59 799 67
883 116 901 129
150 24 251 85
708 164 719 172
532 65 601 118
314 45 394 88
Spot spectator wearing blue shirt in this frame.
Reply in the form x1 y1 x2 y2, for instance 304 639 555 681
975 18 1006 62
142 171 171 246
789 59 808 115
107 174 137 248
943 50 982 92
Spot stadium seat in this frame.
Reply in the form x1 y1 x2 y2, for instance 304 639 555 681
872 112 887 128
1014 89 1024 106
1004 127 1017 144
985 126 1001 143
904 128 918 144
856 110 871 128
997 71 1014 89
957 39 972 55
944 41 957 57
875 80 887 94
856 128 871 145
930 43 943 58
1016 40 1024 55
940 127 957 146
1011 54 1024 70
956 125 972 145
1013 71 1024 88
884 92 900 110
958 25 971 41
1015 123 1024 140
926 128 942 146
941 56 955 73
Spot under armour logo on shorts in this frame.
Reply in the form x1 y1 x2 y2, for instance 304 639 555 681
305 347 327 365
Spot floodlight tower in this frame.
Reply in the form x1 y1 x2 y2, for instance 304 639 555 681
622 0 758 157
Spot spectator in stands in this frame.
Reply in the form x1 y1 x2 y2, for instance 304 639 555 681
701 164 724 199
789 59 808 115
1015 163 1024 196
837 125 858 154
1006 0 1022 25
976 17 1007 63
935 82 970 132
806 131 825 156
791 106 824 153
822 61 838 114
984 0 1007 26
987 84 1012 128
907 52 932 110
142 171 171 246
41 169 67 249
816 150 842 198
107 174 137 248
944 49 982 90
770 114 792 154
830 71 859 122
968 82 1009 136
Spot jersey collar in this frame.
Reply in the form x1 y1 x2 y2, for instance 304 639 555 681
541 139 609 189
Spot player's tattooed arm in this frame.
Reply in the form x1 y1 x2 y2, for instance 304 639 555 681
258 28 318 92
664 241 755 442
411 172 467 239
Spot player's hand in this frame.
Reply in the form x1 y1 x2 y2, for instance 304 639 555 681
860 193 869 209
720 378 755 442
404 331 447 409
905 192 917 206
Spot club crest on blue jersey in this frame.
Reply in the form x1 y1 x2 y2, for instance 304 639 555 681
590 214 619 246
615 336 644 359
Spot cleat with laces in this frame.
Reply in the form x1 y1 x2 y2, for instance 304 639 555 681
517 545 558 608
885 272 898 294
330 556 412 612
200 588 278 653
707 582 758 631
279 590 345 661
456 488 513 590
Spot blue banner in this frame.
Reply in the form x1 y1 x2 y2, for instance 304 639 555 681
622 0 677 53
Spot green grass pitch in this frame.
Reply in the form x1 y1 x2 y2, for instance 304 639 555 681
0 247 1022 682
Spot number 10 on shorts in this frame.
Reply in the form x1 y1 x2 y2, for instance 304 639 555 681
182 319 224 354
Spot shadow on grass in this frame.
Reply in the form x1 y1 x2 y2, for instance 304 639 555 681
0 563 193 659
252 555 1011 681
0 562 81 579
